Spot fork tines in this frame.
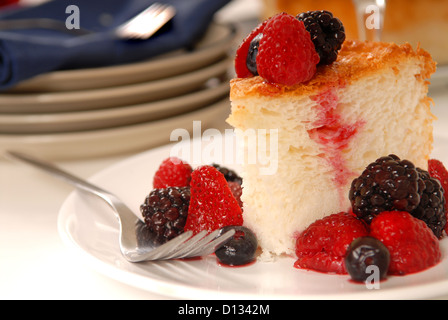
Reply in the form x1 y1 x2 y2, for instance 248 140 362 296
116 3 176 40
147 229 236 261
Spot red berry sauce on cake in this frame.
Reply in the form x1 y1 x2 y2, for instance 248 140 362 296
308 87 365 200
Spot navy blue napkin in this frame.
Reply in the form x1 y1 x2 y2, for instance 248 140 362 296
0 0 231 90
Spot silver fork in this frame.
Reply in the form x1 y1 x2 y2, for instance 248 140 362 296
0 2 176 40
5 150 235 262
115 2 176 39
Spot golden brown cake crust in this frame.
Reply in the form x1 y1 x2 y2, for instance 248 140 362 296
230 40 436 100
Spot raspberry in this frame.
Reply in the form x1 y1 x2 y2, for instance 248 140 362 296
428 158 448 234
294 212 368 274
349 154 424 223
428 159 448 211
234 19 268 78
140 187 190 244
211 164 243 208
256 13 320 86
228 181 243 209
297 10 346 65
413 168 446 238
153 157 192 189
184 166 243 234
370 211 441 275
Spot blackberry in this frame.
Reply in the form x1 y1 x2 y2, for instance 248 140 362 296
140 187 190 244
212 164 243 185
349 155 424 224
349 154 447 238
413 169 446 238
297 10 345 65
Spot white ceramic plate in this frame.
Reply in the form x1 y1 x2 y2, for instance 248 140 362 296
0 80 229 133
57 130 448 299
0 59 230 113
7 23 236 93
0 98 230 160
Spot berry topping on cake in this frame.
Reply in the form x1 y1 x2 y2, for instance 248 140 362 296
256 12 320 86
153 157 193 189
345 236 390 282
140 187 190 244
234 12 320 86
234 10 346 85
294 212 369 274
235 19 268 78
349 154 446 238
246 33 262 76
215 226 258 266
184 165 243 234
297 10 346 65
369 211 441 275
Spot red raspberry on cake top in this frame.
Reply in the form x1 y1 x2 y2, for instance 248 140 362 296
257 13 320 86
235 12 320 86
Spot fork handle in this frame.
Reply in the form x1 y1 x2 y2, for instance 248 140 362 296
5 151 114 204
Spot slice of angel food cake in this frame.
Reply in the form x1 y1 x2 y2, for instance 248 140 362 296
140 10 448 281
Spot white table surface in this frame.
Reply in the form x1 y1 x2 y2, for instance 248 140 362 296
2 0 448 300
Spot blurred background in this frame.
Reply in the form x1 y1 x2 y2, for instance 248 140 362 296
3 0 447 61
259 0 448 65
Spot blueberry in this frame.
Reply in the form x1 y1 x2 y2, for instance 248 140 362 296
215 226 258 266
345 236 390 282
246 33 262 76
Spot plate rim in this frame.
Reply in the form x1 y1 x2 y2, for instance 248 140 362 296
0 98 230 160
0 58 231 113
0 81 229 133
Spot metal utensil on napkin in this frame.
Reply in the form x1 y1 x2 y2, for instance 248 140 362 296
0 2 176 39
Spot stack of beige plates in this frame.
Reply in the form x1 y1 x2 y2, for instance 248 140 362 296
0 23 236 160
